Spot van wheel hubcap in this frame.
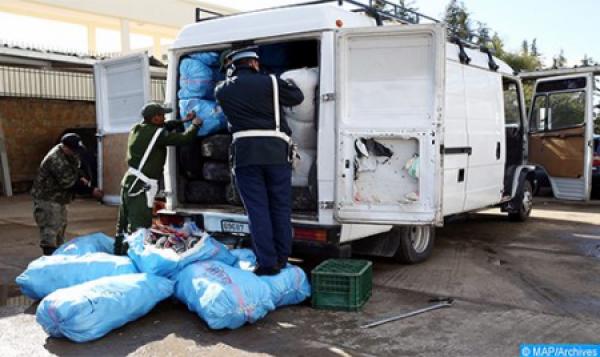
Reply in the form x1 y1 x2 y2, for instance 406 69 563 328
522 189 533 214
409 226 430 254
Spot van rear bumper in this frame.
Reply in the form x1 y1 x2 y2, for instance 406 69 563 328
158 209 345 256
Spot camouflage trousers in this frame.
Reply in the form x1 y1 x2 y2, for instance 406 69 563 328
33 199 67 249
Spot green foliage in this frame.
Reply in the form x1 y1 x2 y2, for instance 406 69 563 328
552 49 567 69
373 0 419 22
444 0 472 41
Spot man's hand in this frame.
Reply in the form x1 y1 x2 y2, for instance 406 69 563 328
91 187 103 200
185 111 197 121
192 117 203 127
80 176 91 188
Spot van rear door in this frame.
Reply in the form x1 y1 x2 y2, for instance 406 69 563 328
528 74 595 200
94 53 151 204
334 24 445 225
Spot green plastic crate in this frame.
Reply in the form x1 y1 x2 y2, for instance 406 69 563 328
311 259 372 311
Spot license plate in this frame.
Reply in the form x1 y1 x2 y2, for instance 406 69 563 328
221 220 250 234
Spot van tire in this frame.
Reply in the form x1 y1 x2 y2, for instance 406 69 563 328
508 180 533 222
394 225 435 264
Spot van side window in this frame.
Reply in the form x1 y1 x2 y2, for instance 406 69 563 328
548 91 585 130
530 95 547 132
503 81 521 126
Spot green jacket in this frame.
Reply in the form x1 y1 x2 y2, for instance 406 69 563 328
31 144 80 204
123 121 199 189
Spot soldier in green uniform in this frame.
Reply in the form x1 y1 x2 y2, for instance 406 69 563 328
31 133 103 255
116 102 202 238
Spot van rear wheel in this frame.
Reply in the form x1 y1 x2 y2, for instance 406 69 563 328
394 225 435 264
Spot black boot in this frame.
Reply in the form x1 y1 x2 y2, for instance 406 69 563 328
42 247 56 256
114 233 128 255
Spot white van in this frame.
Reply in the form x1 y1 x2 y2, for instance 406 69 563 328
97 3 586 263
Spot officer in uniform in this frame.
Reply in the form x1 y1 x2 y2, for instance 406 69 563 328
215 47 304 275
31 133 103 255
116 102 202 239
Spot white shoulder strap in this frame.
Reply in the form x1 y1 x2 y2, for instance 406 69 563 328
138 127 163 172
269 74 280 132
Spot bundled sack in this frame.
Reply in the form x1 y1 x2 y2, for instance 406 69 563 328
36 273 173 343
227 249 310 307
178 52 219 99
175 261 275 330
260 264 311 307
179 99 228 137
230 248 257 271
288 119 316 150
292 148 316 187
53 232 114 256
126 227 236 278
281 67 319 123
16 253 137 300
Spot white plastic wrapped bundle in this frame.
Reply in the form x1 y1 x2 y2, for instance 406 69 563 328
292 148 316 187
288 119 316 150
281 67 318 124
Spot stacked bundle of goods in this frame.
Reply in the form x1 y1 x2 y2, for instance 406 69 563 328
177 51 237 205
178 52 227 137
281 67 319 210
17 225 311 341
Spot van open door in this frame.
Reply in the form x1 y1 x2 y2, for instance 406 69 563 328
94 53 151 205
528 74 595 200
334 24 445 225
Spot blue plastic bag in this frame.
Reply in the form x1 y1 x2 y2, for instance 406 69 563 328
260 264 311 307
126 229 237 278
174 261 275 330
53 232 114 256
16 253 138 300
188 52 219 66
178 53 219 99
36 273 174 343
178 99 227 137
230 248 257 271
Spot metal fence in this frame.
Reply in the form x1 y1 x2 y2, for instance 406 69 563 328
0 66 94 101
0 65 166 102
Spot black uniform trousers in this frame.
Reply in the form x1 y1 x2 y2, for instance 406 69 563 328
234 163 292 268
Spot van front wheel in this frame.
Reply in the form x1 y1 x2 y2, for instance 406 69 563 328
394 225 435 264
508 180 533 222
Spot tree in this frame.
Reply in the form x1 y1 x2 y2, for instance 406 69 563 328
373 0 419 23
580 54 598 67
490 32 505 57
552 49 567 69
444 0 472 42
521 40 529 56
474 22 491 47
530 39 539 57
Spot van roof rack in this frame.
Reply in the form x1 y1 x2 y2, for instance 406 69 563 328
194 0 491 50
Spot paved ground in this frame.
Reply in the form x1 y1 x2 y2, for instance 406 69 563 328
0 195 599 356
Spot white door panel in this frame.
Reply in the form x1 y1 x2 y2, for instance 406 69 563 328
95 53 150 134
335 24 445 225
443 61 468 215
463 67 505 210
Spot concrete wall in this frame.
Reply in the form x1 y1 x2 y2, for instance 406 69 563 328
0 98 96 192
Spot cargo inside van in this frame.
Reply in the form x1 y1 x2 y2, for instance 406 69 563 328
173 38 321 216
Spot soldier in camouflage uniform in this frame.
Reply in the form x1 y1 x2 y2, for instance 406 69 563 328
116 102 202 237
31 133 103 255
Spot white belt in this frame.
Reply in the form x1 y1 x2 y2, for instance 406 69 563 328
232 130 292 144
126 167 159 208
